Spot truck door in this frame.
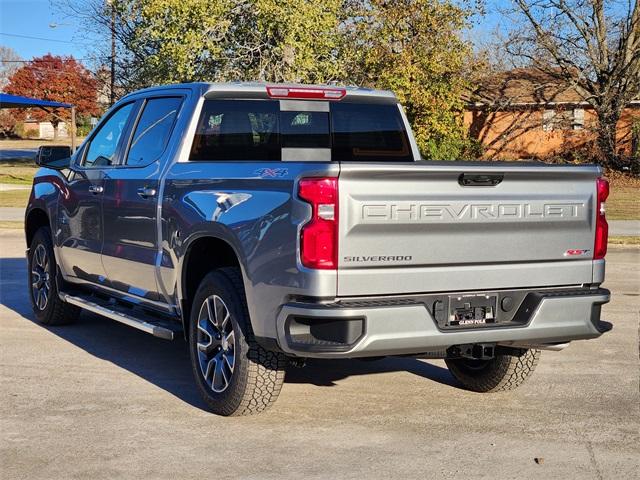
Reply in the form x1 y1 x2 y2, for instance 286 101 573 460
101 96 183 302
57 101 136 284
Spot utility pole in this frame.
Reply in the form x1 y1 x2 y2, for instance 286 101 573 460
109 0 116 106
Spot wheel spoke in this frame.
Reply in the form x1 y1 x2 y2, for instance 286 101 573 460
212 355 223 390
204 357 216 383
220 360 229 387
225 331 235 349
220 312 230 330
35 245 45 268
207 297 219 327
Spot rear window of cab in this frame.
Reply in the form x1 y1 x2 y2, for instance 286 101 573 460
189 99 412 162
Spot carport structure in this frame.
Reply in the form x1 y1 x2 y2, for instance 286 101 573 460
0 93 77 151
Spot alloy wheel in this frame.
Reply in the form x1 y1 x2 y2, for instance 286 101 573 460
196 295 236 393
31 244 51 311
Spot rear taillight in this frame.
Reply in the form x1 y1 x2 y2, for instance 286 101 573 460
266 86 346 100
594 177 609 260
298 177 338 269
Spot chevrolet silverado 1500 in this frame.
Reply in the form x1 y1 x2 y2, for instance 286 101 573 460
25 83 611 415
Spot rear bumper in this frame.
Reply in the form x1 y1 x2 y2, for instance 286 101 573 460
275 288 611 358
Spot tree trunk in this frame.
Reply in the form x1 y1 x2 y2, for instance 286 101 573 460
52 121 59 141
595 109 621 168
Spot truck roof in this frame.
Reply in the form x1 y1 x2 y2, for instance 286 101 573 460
121 82 398 104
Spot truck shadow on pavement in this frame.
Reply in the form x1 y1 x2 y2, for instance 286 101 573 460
0 257 457 411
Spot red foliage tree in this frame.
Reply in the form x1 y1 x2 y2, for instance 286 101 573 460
5 54 99 138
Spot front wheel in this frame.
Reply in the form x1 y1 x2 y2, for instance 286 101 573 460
27 227 80 325
188 267 286 416
445 349 541 393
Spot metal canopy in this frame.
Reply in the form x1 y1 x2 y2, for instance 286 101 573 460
0 93 77 150
0 93 72 109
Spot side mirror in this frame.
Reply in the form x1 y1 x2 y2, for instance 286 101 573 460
35 145 72 169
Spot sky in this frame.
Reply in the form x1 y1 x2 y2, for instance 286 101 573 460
0 0 509 65
0 0 87 61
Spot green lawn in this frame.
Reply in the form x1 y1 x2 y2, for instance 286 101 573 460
606 186 639 220
0 189 30 208
608 236 640 246
0 221 24 229
0 160 38 185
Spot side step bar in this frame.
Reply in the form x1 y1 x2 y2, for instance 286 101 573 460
59 292 181 340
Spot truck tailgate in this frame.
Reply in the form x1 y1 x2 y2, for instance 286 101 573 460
337 162 600 296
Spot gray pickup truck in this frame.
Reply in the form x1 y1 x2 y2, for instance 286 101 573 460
25 83 611 415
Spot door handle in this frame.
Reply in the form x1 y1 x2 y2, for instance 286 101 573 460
137 186 157 198
88 185 104 194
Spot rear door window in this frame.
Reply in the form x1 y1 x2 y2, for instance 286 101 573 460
126 97 182 166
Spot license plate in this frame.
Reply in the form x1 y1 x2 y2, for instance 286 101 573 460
448 294 497 327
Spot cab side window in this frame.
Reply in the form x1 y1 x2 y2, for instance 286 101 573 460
126 97 182 166
189 100 280 161
83 102 134 168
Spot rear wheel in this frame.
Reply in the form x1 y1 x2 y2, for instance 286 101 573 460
188 267 286 416
28 227 80 325
445 349 541 392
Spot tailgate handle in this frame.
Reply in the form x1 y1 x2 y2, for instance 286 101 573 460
458 173 503 187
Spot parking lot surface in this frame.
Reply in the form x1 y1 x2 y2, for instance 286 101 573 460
1 229 638 479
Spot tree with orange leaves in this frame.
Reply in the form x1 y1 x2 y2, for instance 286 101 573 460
5 54 100 139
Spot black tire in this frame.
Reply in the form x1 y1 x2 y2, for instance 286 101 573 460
445 349 541 393
28 227 81 325
188 267 286 416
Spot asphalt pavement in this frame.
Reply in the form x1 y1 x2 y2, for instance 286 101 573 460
0 229 638 479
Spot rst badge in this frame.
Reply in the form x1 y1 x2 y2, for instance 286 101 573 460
564 249 590 257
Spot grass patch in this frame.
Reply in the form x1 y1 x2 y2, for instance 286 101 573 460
0 189 30 207
0 138 84 149
607 185 639 220
608 236 640 246
0 159 38 185
0 220 23 229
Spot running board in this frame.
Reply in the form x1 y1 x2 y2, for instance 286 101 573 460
59 292 181 340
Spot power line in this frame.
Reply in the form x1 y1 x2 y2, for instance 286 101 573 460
0 32 75 44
